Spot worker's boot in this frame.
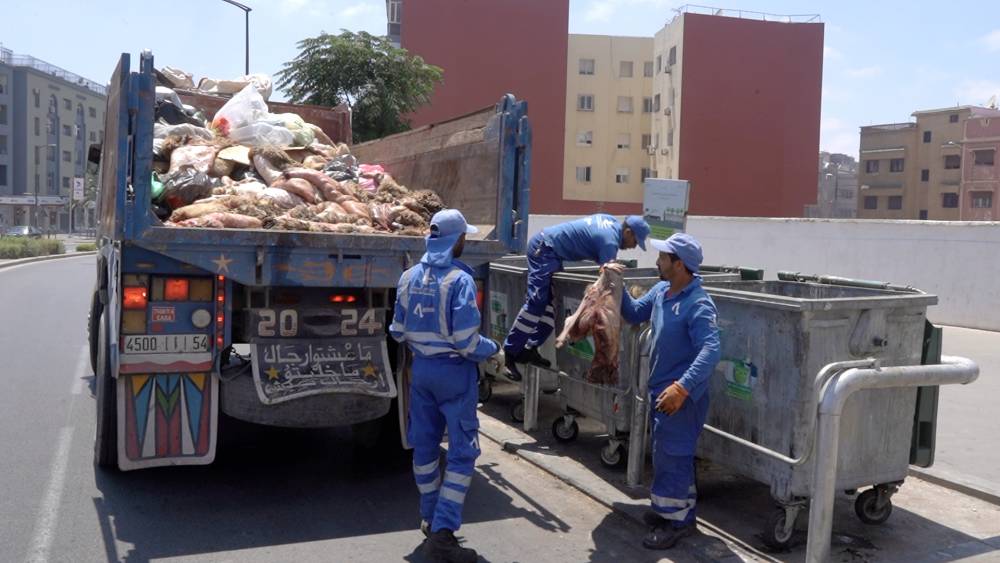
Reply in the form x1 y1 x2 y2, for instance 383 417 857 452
424 529 478 563
504 354 523 382
516 347 551 369
642 522 695 550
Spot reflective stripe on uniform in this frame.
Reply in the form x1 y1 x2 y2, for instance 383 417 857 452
540 316 555 327
512 320 534 334
444 471 472 488
414 459 439 475
650 493 691 508
520 311 541 323
439 486 467 505
451 325 480 342
417 475 441 494
398 268 416 309
409 342 459 357
437 269 463 338
650 494 695 521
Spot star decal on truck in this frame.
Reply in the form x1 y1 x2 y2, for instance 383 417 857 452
212 254 233 274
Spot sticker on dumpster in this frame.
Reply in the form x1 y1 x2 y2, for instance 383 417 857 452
562 297 595 361
489 291 508 341
719 359 758 401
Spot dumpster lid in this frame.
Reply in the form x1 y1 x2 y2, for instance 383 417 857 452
704 280 938 312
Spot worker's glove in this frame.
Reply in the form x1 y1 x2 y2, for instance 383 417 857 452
656 382 689 415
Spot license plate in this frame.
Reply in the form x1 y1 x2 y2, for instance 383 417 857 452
123 334 210 354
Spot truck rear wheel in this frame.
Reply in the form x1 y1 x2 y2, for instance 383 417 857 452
87 290 102 375
94 310 118 469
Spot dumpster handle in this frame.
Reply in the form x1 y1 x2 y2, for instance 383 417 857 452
626 326 653 488
805 355 979 563
701 358 881 467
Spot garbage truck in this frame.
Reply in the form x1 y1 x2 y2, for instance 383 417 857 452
88 52 531 471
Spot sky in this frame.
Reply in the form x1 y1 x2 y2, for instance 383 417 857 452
2 0 999 158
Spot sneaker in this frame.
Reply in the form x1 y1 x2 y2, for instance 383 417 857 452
504 355 523 382
424 529 478 563
515 347 551 368
642 522 695 550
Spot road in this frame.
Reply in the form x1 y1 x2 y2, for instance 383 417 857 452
0 256 667 563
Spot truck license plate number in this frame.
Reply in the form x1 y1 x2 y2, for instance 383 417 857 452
124 334 210 354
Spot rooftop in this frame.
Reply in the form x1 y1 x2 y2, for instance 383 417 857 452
0 46 106 96
911 105 998 117
672 5 821 24
861 122 917 132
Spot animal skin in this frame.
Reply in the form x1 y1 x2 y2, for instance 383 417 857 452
555 265 624 385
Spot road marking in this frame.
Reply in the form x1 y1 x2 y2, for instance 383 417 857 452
25 426 74 563
72 346 89 395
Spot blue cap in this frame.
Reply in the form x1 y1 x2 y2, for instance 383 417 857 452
424 209 478 262
624 216 651 250
650 233 703 273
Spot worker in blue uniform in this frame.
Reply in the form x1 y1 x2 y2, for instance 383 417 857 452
389 209 499 563
503 214 650 380
619 233 721 550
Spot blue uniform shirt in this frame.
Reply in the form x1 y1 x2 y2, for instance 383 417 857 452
621 276 721 399
541 214 622 264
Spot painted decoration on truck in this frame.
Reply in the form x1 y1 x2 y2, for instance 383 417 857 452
489 291 508 341
251 337 396 405
118 372 218 470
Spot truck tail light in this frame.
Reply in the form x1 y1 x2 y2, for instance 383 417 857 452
329 294 358 304
475 280 485 311
189 278 213 301
164 278 190 301
216 276 226 348
123 287 148 309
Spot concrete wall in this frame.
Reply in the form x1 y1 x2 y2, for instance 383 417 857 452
527 214 1000 331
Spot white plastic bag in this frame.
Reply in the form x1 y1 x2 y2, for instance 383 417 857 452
228 123 295 147
199 74 273 100
211 84 269 136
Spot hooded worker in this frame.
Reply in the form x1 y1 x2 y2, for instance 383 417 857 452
502 214 650 380
618 232 721 550
389 209 499 563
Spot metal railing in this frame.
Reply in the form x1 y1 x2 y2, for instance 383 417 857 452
7 54 106 96
673 5 820 23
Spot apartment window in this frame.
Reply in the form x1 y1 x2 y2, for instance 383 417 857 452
656 55 662 73
949 114 959 123
864 196 878 209
62 176 71 189
62 124 72 136
89 131 96 142
0 135 6 155
944 155 961 169
921 169 929 182
974 149 995 166
34 117 40 136
654 134 660 149
0 75 5 94
642 97 653 113
888 196 903 210
617 96 633 113
579 58 595 75
971 192 993 209
865 160 879 173
923 131 931 143
919 209 928 220
942 193 959 208
668 46 677 66
890 158 904 172
644 61 654 77
577 94 594 111
667 131 674 147
576 131 593 146
619 61 633 78
388 0 401 23
576 166 592 183
641 134 652 149
641 168 658 181
653 94 661 113
0 165 6 186
615 168 630 184
64 98 71 110
88 106 97 118
63 150 71 163
617 133 630 149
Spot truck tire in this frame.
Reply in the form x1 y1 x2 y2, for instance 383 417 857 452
87 290 102 375
94 310 118 469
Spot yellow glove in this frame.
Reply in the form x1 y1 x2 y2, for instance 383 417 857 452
656 382 689 415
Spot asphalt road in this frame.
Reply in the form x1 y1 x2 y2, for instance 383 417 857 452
0 256 666 563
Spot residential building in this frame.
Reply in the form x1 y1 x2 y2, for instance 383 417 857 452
961 108 1000 221
857 105 1000 221
392 0 570 214
563 35 654 212
0 46 105 231
385 0 402 47
807 152 857 218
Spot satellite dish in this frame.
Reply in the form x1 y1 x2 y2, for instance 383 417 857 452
988 95 998 110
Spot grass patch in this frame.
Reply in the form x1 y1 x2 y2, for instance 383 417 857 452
76 243 97 252
0 238 66 259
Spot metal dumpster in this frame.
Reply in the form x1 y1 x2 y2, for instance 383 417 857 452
696 279 937 548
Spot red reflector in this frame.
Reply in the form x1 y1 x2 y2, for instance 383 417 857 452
347 295 357 303
330 295 344 303
217 315 224 324
123 287 148 309
218 275 225 282
329 294 357 304
164 278 189 301
216 295 225 303
217 336 224 347
476 287 484 310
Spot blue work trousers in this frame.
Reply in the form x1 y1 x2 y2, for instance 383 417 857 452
503 233 562 356
649 388 709 527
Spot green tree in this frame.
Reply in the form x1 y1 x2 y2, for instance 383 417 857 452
277 31 443 143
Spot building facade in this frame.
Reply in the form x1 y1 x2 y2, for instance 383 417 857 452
0 47 105 231
563 35 653 211
857 106 1000 221
807 152 857 218
961 109 1000 221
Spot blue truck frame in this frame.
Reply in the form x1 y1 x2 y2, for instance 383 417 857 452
89 51 531 471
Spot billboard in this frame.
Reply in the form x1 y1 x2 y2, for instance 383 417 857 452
642 178 690 238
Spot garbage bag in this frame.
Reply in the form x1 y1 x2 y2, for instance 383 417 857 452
155 98 204 127
160 67 195 89
169 145 218 175
323 154 359 182
211 84 269 136
153 123 214 154
151 172 165 201
261 113 315 147
159 168 219 210
228 123 295 147
199 74 273 100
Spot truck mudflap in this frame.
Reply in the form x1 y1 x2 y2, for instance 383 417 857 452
117 372 219 471
250 338 396 404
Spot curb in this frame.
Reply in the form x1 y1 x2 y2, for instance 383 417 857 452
0 251 95 271
477 412 765 562
909 467 1000 507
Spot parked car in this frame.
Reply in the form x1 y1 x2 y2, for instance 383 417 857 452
3 226 44 238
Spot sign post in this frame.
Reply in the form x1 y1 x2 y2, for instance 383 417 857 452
72 177 85 233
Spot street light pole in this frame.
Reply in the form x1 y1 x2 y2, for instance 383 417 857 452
220 0 252 75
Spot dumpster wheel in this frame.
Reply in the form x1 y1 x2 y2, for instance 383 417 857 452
478 376 493 404
599 441 626 469
510 400 525 423
552 416 579 442
762 507 797 550
855 487 894 525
